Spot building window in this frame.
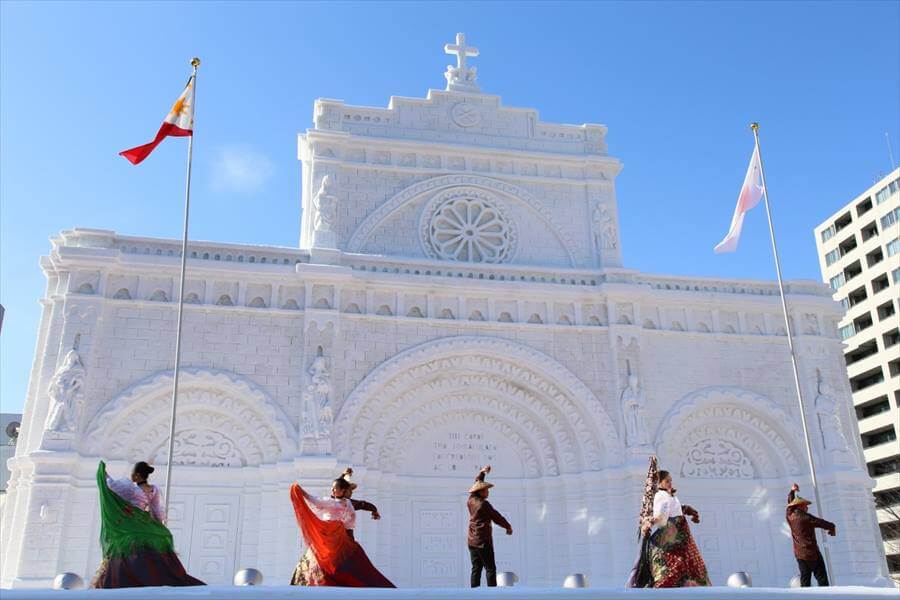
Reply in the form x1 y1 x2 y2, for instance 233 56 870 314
893 267 900 285
820 225 836 243
825 248 841 266
881 207 900 229
839 324 855 340
875 179 898 204
870 457 900 477
861 221 879 241
840 297 851 310
830 272 846 291
863 427 897 449
857 197 874 216
887 237 900 257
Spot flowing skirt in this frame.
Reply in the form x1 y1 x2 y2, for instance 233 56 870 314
90 462 204 589
648 516 711 588
92 550 204 588
626 533 654 588
289 483 395 587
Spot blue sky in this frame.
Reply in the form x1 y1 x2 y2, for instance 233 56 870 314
2 1 898 414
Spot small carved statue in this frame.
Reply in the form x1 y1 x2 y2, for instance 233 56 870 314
593 204 618 251
313 175 338 233
302 351 333 438
44 349 86 433
814 370 850 455
621 363 650 448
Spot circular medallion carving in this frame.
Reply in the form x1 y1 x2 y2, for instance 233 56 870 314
421 188 515 263
450 102 482 127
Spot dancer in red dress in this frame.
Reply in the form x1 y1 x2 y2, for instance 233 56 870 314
289 471 394 587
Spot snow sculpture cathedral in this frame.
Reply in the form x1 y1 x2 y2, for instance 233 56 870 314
0 34 889 588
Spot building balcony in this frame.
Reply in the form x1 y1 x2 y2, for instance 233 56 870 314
847 350 888 380
874 472 900 493
858 409 898 436
877 505 900 525
864 440 900 464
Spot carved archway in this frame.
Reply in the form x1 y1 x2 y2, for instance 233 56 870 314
83 368 296 466
334 336 623 474
345 174 579 266
655 387 805 479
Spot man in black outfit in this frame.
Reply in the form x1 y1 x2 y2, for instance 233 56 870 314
467 465 512 587
786 483 836 587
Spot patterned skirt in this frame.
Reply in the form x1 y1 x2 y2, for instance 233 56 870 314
290 547 327 586
648 516 711 588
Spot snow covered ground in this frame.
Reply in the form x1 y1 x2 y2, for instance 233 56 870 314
2 586 897 600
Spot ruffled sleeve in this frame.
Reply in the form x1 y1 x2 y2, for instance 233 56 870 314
147 485 166 523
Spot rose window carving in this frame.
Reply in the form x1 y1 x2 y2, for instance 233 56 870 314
421 189 515 263
681 438 754 479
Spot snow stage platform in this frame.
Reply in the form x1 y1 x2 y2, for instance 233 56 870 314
3 586 897 600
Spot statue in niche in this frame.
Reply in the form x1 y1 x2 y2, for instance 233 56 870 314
313 175 338 233
592 203 617 251
44 348 86 433
301 348 333 438
621 361 650 448
814 369 850 456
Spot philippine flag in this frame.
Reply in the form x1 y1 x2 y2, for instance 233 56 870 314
120 77 195 165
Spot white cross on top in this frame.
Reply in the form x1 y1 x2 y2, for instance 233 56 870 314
444 33 479 73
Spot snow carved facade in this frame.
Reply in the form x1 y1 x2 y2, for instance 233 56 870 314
0 34 889 588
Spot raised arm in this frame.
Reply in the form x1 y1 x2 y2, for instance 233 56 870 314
786 484 799 520
351 498 381 519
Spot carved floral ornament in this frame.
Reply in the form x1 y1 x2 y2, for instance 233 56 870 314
333 336 623 470
82 368 296 466
345 174 578 266
420 188 517 264
655 387 804 478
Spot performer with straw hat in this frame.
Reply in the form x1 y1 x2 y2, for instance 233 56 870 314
786 483 835 587
467 465 512 588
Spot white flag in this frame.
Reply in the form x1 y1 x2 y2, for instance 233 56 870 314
714 145 765 253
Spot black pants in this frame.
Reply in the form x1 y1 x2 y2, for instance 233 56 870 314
797 557 829 587
469 544 497 587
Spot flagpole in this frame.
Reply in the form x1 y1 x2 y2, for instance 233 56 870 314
751 122 835 583
162 57 200 519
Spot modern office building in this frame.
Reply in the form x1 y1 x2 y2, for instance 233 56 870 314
815 167 900 578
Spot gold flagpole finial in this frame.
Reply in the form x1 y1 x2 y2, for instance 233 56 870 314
191 57 201 68
750 122 759 132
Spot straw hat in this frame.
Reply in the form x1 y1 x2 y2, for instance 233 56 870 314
788 496 812 507
469 480 494 494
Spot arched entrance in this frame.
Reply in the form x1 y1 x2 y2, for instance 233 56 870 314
82 368 296 584
655 387 806 586
333 336 623 587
